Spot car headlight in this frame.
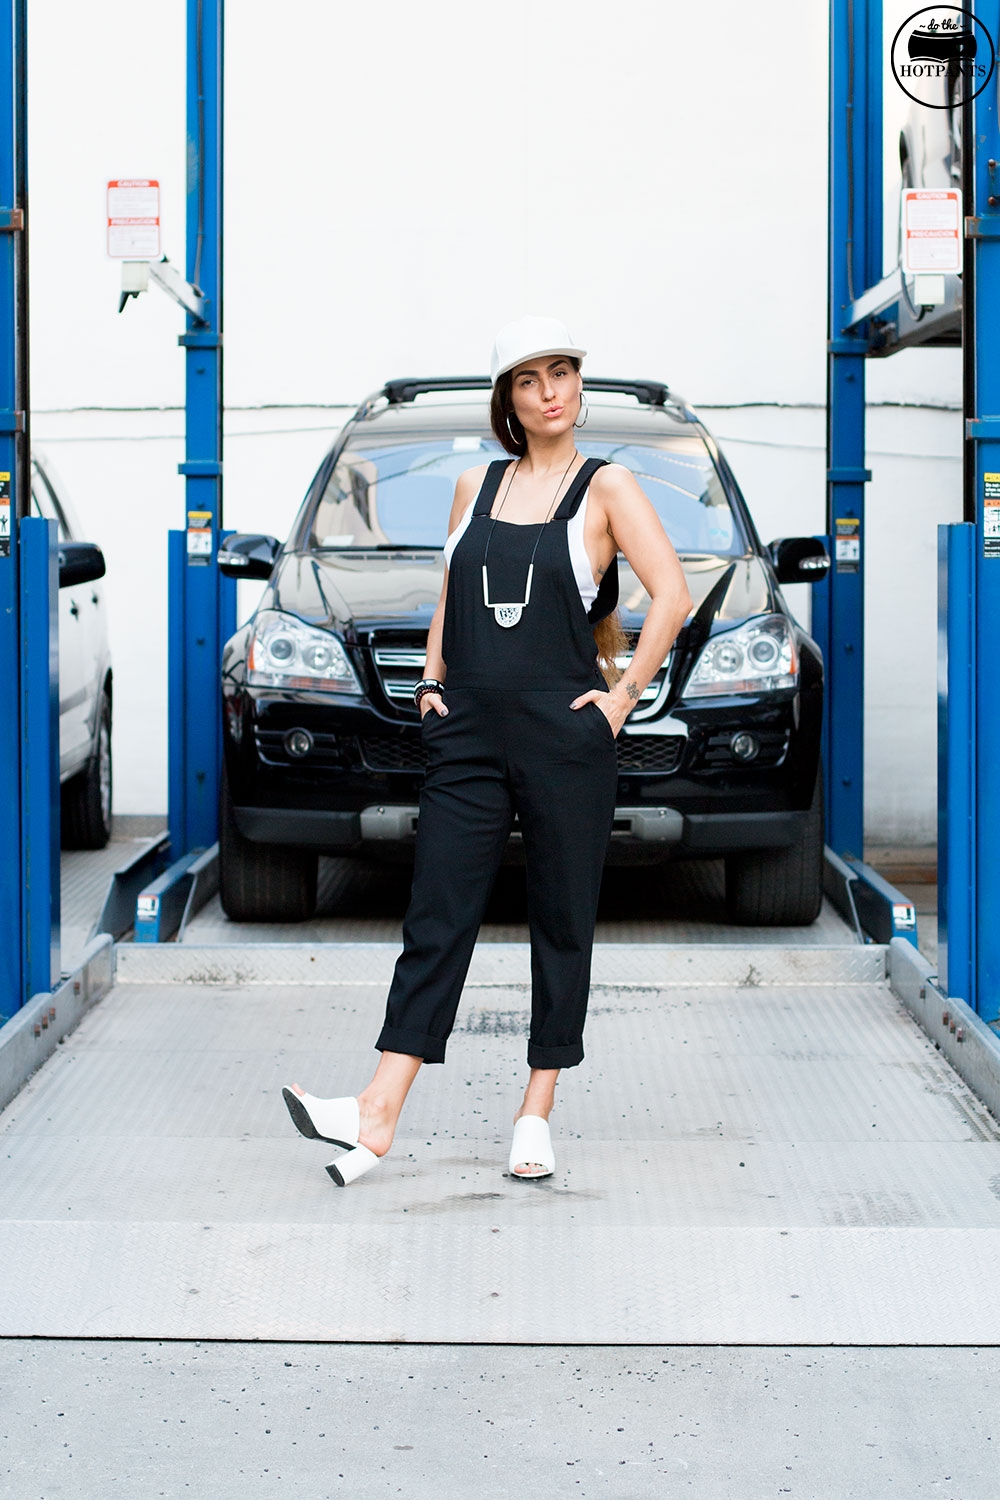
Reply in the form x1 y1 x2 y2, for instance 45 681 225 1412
247 610 362 693
683 614 797 697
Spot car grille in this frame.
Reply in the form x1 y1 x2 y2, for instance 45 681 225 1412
615 735 684 773
702 728 790 767
358 733 685 775
254 728 346 768
368 639 427 711
358 736 428 772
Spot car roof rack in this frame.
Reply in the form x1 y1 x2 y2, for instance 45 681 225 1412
380 375 671 407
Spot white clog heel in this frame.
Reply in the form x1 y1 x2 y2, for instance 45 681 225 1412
326 1144 381 1187
282 1085 360 1148
508 1115 555 1180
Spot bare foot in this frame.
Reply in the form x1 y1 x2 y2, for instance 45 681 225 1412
355 1091 400 1159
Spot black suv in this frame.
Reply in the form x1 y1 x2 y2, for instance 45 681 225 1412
218 377 829 925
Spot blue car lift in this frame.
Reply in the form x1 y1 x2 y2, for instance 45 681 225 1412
169 0 234 861
814 0 919 948
130 0 233 932
826 0 998 1012
815 0 882 863
0 0 60 1019
0 0 230 1013
1 0 973 1011
939 4 1000 1024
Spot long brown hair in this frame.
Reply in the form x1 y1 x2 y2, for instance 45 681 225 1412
490 358 628 686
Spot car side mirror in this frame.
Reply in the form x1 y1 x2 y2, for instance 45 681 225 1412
218 532 281 580
58 541 106 589
768 537 830 585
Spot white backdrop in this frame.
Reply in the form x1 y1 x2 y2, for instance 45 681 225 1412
26 0 961 843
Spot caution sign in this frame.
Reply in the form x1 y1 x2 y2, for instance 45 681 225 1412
107 179 160 259
0 472 9 559
984 474 1000 557
835 516 860 573
901 189 962 275
187 510 213 565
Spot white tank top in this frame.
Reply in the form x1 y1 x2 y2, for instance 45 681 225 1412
442 484 599 610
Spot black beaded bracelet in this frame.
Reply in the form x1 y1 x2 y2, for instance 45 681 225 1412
413 678 445 707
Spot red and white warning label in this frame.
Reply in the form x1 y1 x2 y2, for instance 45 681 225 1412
984 474 1000 559
107 179 160 259
0 471 9 559
901 189 962 275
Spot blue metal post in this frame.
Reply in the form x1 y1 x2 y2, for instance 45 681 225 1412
168 523 235 858
967 5 1000 1023
938 524 975 1005
824 0 881 857
0 0 31 1016
170 0 225 853
19 515 59 995
167 528 187 858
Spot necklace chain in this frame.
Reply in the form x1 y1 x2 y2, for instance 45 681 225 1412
481 452 579 582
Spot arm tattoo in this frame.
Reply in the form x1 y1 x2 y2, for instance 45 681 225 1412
625 680 640 703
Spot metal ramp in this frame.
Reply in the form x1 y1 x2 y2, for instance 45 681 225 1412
4 935 1000 1344
175 854 860 947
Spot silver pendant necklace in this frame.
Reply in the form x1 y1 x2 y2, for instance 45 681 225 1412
481 453 578 628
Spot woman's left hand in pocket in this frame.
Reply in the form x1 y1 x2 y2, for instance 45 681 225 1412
569 688 628 739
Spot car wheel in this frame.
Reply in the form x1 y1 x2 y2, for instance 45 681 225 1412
61 691 113 850
724 765 824 926
219 761 318 922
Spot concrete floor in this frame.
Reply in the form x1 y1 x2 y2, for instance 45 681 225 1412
2 1342 997 1499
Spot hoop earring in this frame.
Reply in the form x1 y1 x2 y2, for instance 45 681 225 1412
506 412 521 443
574 391 589 428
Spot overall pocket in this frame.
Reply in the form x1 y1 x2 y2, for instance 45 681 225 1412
586 699 617 743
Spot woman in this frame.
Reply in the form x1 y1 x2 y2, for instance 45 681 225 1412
283 315 692 1185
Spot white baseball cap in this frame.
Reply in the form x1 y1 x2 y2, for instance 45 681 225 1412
489 314 587 385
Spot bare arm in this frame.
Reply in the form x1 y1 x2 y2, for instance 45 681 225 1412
572 464 692 734
420 464 486 717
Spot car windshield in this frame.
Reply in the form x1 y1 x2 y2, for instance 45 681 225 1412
308 430 744 556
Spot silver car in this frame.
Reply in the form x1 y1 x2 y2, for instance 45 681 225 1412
30 452 113 848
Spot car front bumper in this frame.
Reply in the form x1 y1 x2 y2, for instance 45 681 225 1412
232 801 813 856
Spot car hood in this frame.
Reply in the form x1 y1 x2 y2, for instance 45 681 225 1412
263 548 779 636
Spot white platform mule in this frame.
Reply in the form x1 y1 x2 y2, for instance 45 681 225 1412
281 1085 381 1187
282 1085 359 1146
508 1114 555 1179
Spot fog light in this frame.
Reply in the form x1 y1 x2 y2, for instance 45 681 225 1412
730 731 759 762
284 728 313 758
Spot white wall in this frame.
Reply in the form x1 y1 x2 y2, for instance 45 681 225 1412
26 0 963 844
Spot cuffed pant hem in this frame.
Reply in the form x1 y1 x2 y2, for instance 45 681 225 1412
527 1040 584 1069
376 1025 447 1064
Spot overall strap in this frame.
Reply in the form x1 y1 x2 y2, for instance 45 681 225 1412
553 456 608 521
472 459 512 517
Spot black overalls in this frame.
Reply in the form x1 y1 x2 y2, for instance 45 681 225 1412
375 457 618 1070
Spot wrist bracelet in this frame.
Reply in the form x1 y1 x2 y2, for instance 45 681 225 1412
414 678 445 707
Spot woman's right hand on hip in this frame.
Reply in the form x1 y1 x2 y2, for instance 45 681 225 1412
420 692 448 719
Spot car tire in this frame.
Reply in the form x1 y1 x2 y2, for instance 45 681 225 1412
61 690 113 850
724 766 824 926
219 761 318 922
